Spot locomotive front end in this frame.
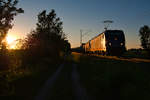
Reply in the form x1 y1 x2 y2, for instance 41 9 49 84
105 30 126 56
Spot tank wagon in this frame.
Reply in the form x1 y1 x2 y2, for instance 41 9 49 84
83 30 126 56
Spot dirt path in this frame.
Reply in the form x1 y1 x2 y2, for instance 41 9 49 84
35 62 89 100
72 64 89 100
35 63 65 100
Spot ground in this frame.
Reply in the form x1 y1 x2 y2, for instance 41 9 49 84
35 52 150 100
1 52 150 100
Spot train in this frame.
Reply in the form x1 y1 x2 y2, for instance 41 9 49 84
82 30 126 56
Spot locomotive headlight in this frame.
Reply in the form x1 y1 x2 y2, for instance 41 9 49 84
109 43 111 46
120 43 124 46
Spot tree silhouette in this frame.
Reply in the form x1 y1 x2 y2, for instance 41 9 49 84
0 0 24 70
139 25 150 50
23 9 70 63
139 25 150 57
0 0 24 49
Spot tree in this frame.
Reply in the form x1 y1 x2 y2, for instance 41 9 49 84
139 25 150 57
0 0 24 49
22 9 70 63
0 0 24 70
139 25 150 50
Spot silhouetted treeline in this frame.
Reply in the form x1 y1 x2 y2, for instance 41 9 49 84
71 46 83 53
0 0 24 49
0 0 24 70
21 9 71 64
0 0 24 95
0 2 71 95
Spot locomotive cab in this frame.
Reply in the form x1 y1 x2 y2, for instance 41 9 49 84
105 30 126 55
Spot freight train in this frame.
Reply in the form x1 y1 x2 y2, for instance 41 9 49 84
82 30 126 56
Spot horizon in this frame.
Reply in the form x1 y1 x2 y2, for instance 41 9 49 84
7 0 150 49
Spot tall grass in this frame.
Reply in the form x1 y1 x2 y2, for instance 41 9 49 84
77 54 150 100
0 49 63 96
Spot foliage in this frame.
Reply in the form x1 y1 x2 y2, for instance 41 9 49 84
0 49 10 70
0 50 60 96
22 9 70 63
0 0 24 69
0 0 24 48
13 38 24 49
139 25 150 50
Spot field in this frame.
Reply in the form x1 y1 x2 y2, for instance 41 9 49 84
122 49 150 59
1 51 150 100
74 53 150 100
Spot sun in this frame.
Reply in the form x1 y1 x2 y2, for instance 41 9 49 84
6 35 17 49
6 36 15 44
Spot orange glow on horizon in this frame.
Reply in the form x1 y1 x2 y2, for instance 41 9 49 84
6 34 18 49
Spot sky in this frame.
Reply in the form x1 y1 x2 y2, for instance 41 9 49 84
8 0 150 49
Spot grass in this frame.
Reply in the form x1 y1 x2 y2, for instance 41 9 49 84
1 50 150 99
0 50 62 99
123 49 150 59
75 54 150 100
0 61 60 99
11 63 59 99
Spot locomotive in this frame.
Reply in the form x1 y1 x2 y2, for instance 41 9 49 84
82 30 126 56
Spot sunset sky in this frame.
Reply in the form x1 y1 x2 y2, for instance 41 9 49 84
8 0 150 49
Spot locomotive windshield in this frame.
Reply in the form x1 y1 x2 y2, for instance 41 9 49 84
106 30 125 41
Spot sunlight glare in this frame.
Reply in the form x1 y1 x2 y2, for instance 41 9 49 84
6 35 17 49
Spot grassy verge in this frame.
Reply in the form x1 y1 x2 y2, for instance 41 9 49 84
76 54 150 100
0 50 63 99
11 62 59 100
122 50 150 59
